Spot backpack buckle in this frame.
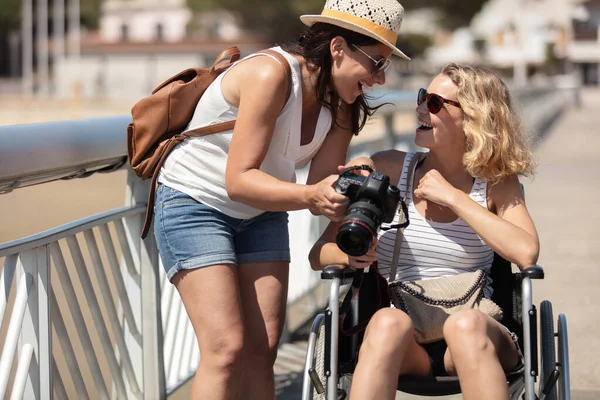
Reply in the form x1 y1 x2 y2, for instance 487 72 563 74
174 133 188 141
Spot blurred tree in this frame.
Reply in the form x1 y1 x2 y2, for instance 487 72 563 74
80 0 102 30
0 0 101 33
397 33 433 59
472 37 487 58
0 0 20 76
0 0 101 77
0 0 21 32
186 0 489 49
401 0 489 31
187 0 323 43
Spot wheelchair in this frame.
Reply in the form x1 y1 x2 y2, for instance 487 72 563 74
301 254 571 400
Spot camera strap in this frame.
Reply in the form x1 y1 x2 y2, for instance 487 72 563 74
388 152 425 281
337 164 374 176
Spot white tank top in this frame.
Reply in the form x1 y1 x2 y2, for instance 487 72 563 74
376 152 495 298
158 46 332 219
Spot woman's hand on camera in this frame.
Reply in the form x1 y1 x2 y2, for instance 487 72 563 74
308 175 348 221
347 239 378 269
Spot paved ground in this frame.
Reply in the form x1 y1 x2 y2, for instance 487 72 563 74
269 88 600 400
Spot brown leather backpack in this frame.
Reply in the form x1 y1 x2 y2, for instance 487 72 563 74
126 47 291 238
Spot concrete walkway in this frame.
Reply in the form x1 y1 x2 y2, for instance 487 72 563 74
271 87 600 400
526 87 600 398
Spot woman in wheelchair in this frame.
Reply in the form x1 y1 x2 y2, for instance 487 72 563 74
309 63 540 400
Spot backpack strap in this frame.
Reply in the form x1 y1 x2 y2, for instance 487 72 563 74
257 49 293 110
182 49 292 139
141 49 293 238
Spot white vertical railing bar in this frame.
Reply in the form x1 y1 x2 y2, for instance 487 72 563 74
0 272 32 399
50 295 90 400
19 246 52 400
1 255 18 322
159 261 166 288
49 242 110 399
83 229 140 393
124 172 165 398
98 224 140 336
191 341 200 371
160 278 175 333
0 207 147 260
10 343 33 400
167 305 191 386
162 295 182 384
51 358 69 400
113 220 139 277
64 236 129 398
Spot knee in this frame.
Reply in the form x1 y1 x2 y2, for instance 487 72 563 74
443 310 492 354
361 309 413 354
244 321 282 365
202 328 245 372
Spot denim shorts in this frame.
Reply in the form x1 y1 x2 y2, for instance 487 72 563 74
154 184 291 281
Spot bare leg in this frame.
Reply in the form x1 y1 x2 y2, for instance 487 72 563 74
237 261 289 400
349 308 431 400
173 265 244 400
443 309 519 400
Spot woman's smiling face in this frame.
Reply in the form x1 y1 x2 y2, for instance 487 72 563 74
415 73 465 151
330 39 392 104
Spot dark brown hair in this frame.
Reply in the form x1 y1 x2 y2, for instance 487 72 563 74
280 23 385 134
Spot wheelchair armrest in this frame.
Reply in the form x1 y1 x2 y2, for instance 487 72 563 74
320 265 358 281
519 264 544 279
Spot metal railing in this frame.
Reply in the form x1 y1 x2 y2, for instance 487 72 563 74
0 84 574 399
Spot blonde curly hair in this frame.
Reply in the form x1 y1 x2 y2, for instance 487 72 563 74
441 63 536 184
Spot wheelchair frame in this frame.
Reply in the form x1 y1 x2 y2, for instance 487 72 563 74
301 263 571 400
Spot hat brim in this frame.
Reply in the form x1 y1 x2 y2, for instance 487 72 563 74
300 14 410 61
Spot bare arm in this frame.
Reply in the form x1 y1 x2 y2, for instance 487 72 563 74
224 56 347 217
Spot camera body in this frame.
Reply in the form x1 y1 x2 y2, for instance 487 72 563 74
334 169 401 256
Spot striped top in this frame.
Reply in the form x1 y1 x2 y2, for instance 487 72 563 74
376 152 495 298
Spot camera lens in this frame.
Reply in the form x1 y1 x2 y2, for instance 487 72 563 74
336 223 373 256
335 201 381 256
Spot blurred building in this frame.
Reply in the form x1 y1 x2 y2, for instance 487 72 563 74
568 0 600 84
99 0 244 43
403 0 591 84
100 0 192 43
53 0 267 100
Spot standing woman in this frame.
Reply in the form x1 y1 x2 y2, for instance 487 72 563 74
153 1 410 399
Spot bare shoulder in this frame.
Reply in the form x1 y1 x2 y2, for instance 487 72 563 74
221 53 289 108
488 174 525 214
371 149 406 185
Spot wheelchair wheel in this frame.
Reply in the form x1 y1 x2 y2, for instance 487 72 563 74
337 374 353 400
310 320 352 400
540 300 557 400
557 314 570 400
313 323 327 400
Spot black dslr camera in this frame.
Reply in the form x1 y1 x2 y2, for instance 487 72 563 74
334 165 401 257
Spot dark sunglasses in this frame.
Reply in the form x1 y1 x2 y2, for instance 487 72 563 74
417 88 461 114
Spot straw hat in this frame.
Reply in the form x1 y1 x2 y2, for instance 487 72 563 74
300 0 410 60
